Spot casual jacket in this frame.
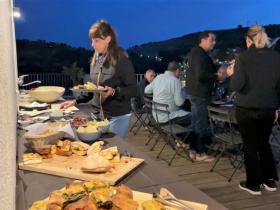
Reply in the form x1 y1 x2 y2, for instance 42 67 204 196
186 46 217 98
77 53 137 117
230 45 280 109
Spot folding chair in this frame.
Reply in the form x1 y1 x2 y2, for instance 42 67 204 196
152 101 192 165
129 97 149 135
208 106 243 182
143 96 161 146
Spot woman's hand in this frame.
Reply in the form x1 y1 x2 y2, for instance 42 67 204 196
99 86 115 103
60 100 76 109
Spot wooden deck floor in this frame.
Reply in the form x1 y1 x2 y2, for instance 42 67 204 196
127 123 280 210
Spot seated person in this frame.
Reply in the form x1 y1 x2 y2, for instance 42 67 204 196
138 69 155 106
213 64 230 101
145 61 191 128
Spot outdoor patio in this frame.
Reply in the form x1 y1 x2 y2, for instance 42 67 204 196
127 117 280 210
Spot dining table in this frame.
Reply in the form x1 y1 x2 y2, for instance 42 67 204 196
16 104 228 210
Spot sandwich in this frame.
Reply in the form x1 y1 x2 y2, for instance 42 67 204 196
23 153 42 165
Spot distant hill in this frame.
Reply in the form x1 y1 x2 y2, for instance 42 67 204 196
16 24 280 75
127 24 280 57
16 40 92 74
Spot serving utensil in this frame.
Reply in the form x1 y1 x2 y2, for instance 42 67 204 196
152 188 194 210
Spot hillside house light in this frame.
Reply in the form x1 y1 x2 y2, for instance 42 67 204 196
13 7 21 18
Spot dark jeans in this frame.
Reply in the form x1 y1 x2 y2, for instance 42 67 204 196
171 114 192 128
236 107 278 188
189 95 212 153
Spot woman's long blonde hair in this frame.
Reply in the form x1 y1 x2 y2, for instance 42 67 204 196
89 19 126 66
247 25 270 48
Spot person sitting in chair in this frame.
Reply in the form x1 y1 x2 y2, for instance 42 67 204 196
138 69 155 106
144 61 191 128
213 64 230 101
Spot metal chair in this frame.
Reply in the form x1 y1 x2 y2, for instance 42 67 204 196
130 97 149 135
142 96 160 146
208 106 243 182
152 101 192 165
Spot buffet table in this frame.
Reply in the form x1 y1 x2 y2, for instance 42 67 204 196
16 105 228 210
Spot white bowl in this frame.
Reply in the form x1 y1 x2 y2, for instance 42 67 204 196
77 130 101 142
24 131 64 148
98 124 110 134
29 86 65 103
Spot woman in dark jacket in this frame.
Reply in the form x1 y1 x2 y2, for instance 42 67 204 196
228 25 280 195
61 20 137 138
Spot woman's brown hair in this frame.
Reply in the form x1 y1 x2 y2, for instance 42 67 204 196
89 19 126 66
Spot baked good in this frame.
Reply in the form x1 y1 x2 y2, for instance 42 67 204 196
100 146 118 159
71 141 89 156
112 193 138 210
83 180 109 192
48 190 66 210
142 199 166 210
117 184 133 199
64 195 97 210
29 200 48 210
86 141 104 156
81 153 113 173
23 153 42 165
63 182 86 202
90 188 114 209
56 140 72 156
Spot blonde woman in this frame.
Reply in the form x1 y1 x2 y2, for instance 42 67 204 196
61 20 137 138
228 25 280 195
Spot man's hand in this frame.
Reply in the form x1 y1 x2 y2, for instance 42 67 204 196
60 100 76 109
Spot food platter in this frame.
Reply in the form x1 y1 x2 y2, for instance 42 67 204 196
28 180 208 210
19 154 144 185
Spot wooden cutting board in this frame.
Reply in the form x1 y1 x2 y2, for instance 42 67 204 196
19 155 144 185
134 191 208 210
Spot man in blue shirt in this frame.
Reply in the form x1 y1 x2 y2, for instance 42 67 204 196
145 61 191 127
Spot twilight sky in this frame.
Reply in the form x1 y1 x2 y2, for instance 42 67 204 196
15 0 280 49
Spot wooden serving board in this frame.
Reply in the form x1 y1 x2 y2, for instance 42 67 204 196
134 191 208 210
19 155 144 185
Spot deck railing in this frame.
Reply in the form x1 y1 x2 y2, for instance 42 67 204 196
20 73 145 96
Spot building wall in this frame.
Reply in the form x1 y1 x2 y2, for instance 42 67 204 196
0 0 18 209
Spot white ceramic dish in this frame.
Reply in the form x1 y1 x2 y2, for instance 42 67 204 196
29 86 65 103
77 130 101 142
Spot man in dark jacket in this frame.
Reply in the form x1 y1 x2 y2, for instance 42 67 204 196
186 31 217 161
